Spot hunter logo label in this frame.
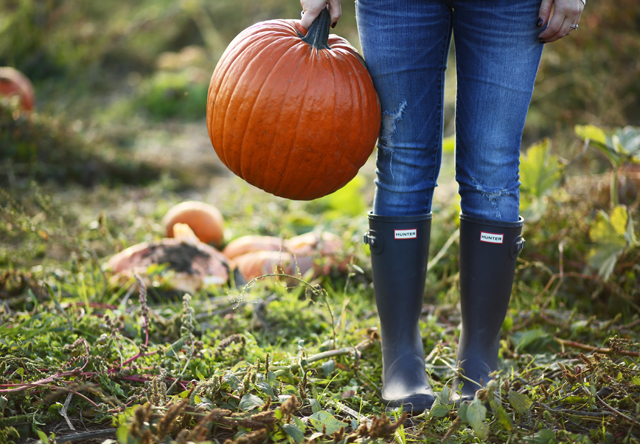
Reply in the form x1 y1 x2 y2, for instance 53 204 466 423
395 229 417 239
480 231 504 244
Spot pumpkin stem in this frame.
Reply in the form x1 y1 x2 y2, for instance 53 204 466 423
299 7 331 50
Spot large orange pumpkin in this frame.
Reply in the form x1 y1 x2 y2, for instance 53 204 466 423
206 9 380 200
0 67 35 112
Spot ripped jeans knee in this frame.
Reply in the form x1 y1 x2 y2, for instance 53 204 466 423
380 101 407 149
457 175 521 222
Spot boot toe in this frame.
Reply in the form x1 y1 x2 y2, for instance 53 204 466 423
381 355 435 413
450 358 493 403
384 392 435 413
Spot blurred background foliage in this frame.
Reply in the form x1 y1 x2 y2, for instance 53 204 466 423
1 0 637 131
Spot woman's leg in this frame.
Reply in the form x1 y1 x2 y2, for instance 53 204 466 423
357 0 452 412
451 0 543 400
453 0 544 222
357 0 452 217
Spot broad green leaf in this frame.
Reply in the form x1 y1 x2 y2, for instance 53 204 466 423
116 425 131 444
465 399 488 440
309 411 348 434
514 329 555 353
496 405 513 431
520 139 562 199
437 386 451 406
525 428 557 444
309 398 322 414
322 360 335 377
575 124 607 146
457 402 469 423
165 337 186 357
294 417 305 430
575 124 621 166
36 429 50 444
282 423 305 443
256 382 276 400
223 373 242 391
519 139 562 221
616 126 640 158
610 206 628 236
430 404 449 418
588 207 629 280
502 315 514 333
508 390 533 413
239 393 264 411
570 320 589 334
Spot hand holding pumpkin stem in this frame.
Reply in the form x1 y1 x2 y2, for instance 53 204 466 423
300 0 341 30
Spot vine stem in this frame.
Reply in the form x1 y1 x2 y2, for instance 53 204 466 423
596 395 640 428
0 350 160 395
233 338 375 378
554 337 639 357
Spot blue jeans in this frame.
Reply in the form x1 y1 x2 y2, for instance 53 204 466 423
356 0 544 222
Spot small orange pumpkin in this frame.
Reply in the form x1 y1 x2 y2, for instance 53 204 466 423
222 230 349 281
163 201 224 246
232 250 315 281
207 9 380 200
222 235 285 259
0 67 35 112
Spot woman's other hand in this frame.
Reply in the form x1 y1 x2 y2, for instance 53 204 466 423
537 0 584 43
300 0 341 30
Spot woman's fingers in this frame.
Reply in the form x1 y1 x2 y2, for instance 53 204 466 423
300 0 341 30
538 0 584 43
537 0 554 27
538 14 572 42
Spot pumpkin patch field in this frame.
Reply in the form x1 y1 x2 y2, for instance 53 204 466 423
1 1 639 443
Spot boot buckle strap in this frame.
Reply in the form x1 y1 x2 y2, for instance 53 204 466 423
510 235 526 259
364 230 384 254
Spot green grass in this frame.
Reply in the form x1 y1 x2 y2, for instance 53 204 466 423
1 152 639 442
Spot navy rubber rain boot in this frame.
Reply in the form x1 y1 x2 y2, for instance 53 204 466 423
452 214 526 403
364 212 435 413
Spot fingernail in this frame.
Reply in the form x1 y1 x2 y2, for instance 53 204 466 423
331 22 337 29
537 18 544 27
538 38 545 43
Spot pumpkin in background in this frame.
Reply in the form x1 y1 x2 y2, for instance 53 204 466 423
222 235 285 259
106 224 239 295
207 9 380 200
285 231 351 275
222 230 350 281
0 67 35 112
163 201 224 246
232 250 314 281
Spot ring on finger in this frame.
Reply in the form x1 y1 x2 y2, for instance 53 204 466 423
569 24 579 30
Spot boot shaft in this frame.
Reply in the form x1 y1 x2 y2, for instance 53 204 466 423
364 213 431 323
457 214 525 365
365 212 435 411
